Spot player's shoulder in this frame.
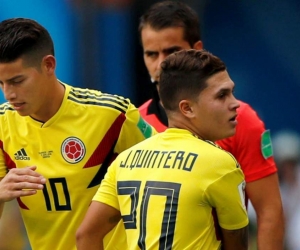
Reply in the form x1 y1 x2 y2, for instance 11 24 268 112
116 132 158 156
237 100 265 126
237 100 260 118
138 99 153 113
66 84 132 113
204 140 239 166
237 100 256 114
0 102 15 117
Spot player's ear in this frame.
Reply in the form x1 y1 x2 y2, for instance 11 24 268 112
42 55 56 75
193 40 203 50
179 100 195 118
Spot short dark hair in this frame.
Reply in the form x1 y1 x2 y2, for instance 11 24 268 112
0 18 54 66
138 1 201 47
159 49 226 111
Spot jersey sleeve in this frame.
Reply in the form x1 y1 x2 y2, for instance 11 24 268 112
217 102 277 183
93 159 128 250
205 168 249 230
93 160 119 210
114 102 157 154
0 146 7 178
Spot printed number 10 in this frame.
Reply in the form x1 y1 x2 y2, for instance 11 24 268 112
42 178 71 211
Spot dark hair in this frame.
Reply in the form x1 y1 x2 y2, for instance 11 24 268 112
159 49 226 111
138 1 201 47
0 18 54 66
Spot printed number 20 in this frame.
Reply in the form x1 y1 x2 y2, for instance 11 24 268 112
117 180 181 250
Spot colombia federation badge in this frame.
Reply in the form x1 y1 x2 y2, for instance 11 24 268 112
61 137 86 163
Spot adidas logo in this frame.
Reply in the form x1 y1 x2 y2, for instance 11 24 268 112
14 148 30 160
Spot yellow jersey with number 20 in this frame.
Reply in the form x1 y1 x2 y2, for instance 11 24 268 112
95 128 248 250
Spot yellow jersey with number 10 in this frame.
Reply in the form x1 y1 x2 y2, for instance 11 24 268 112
0 83 155 250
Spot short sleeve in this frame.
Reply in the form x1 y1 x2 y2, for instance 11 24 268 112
0 146 7 178
204 168 249 230
93 160 119 210
114 102 157 154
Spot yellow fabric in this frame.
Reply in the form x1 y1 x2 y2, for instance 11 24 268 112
94 128 248 250
0 83 155 250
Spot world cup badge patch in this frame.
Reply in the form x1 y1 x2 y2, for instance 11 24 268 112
137 117 153 138
261 130 273 159
61 137 86 164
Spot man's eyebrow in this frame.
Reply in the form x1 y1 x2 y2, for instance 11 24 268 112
144 49 157 54
5 75 24 83
216 85 235 94
144 46 183 54
163 46 182 53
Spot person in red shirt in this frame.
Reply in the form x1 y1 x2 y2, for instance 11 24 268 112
138 1 284 249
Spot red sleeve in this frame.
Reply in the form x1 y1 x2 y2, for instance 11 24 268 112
216 101 277 183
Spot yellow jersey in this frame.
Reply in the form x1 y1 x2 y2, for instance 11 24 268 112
94 128 248 250
0 83 155 250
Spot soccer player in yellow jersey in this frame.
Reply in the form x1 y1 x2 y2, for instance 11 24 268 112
76 49 249 249
137 3 284 249
0 18 155 250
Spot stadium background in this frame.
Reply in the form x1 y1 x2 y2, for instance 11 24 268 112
0 0 299 136
0 0 299 249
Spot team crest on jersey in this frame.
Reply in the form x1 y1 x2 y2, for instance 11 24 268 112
61 137 86 164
